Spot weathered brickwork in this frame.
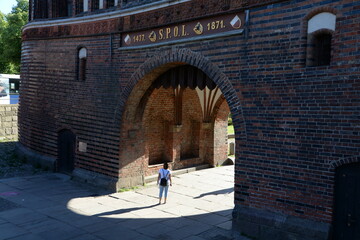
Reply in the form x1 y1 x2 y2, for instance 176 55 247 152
143 87 176 165
23 19 120 40
214 99 230 166
0 105 18 138
20 0 359 239
234 0 359 223
25 0 284 40
143 88 204 165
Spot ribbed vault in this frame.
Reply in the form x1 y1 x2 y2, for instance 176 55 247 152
152 65 217 90
148 65 223 123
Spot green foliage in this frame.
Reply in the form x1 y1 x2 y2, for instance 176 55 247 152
0 0 28 74
12 0 29 13
0 12 8 73
228 113 233 126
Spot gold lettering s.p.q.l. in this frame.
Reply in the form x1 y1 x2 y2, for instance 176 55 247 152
158 24 188 41
122 13 245 47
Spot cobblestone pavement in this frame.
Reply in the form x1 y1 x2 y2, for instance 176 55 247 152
0 165 251 240
0 137 250 239
0 138 46 179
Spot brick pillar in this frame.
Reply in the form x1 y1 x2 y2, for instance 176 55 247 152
200 122 214 166
171 125 182 164
163 121 173 162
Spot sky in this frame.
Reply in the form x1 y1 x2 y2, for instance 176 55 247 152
0 0 18 14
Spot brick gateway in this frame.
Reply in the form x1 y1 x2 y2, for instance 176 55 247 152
19 0 359 239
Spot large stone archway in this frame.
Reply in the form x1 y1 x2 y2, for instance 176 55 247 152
116 48 246 188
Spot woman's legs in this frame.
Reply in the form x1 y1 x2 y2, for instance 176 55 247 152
159 186 164 204
163 186 169 203
159 185 169 204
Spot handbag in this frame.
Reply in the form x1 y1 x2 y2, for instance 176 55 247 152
160 169 168 186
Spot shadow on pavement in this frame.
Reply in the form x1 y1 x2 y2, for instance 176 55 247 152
194 187 233 199
92 203 160 217
0 169 245 240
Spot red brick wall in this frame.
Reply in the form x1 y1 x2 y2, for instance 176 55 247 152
180 89 203 160
20 35 122 177
214 99 230 166
231 0 359 224
20 0 360 228
143 87 175 164
27 0 283 32
129 86 209 174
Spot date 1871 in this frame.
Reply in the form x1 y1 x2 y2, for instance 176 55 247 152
207 20 225 31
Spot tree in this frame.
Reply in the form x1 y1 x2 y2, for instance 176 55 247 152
0 0 29 74
0 11 10 73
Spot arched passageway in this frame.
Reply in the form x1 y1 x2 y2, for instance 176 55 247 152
118 63 237 187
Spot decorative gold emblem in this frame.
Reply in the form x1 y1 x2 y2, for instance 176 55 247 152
149 31 157 42
193 22 203 35
230 15 242 29
124 34 131 45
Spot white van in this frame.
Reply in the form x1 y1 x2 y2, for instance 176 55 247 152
0 74 20 105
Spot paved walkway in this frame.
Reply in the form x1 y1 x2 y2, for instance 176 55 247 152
0 166 249 240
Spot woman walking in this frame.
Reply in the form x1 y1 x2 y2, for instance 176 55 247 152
157 162 172 204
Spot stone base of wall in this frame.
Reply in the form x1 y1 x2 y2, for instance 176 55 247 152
0 104 18 138
232 205 331 240
116 175 144 190
16 142 56 170
72 168 119 192
16 142 120 192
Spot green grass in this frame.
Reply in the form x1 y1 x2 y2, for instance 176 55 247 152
227 124 234 135
0 137 15 143
118 186 140 193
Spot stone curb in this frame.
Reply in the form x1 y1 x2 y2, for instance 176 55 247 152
144 164 210 184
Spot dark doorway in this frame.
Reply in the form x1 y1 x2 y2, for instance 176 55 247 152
313 32 332 66
58 129 76 173
333 163 360 240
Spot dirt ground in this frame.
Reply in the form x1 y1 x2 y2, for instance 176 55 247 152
0 137 46 179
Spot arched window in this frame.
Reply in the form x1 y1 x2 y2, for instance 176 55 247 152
34 0 48 19
76 0 88 14
76 0 84 14
68 0 73 16
306 12 336 67
91 0 100 11
52 0 72 18
77 48 87 81
107 0 115 8
29 0 34 21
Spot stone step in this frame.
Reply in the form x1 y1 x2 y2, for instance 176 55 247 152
144 164 210 185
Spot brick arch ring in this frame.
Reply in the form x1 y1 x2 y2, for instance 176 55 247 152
329 155 360 170
304 6 337 21
115 47 247 141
